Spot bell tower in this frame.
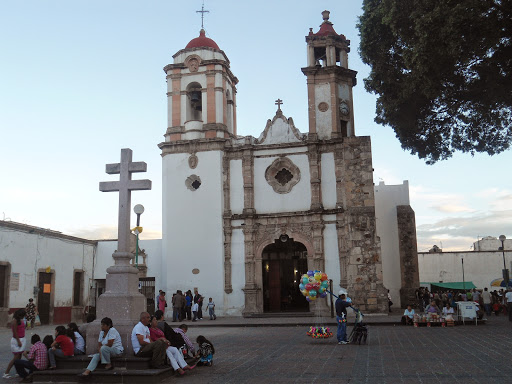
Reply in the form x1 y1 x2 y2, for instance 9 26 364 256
162 29 238 142
301 10 357 140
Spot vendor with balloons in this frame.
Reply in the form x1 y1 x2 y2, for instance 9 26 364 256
335 290 352 345
298 270 329 302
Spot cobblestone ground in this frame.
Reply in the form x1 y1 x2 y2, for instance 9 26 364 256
1 317 511 383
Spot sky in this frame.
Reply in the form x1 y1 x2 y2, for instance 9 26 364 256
1 0 511 252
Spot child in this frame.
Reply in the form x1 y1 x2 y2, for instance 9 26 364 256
207 298 216 320
195 335 214 366
192 301 199 322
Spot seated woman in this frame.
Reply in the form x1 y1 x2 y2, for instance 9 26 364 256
79 317 124 377
148 315 195 375
48 326 74 369
442 303 455 320
67 323 85 356
425 300 441 316
195 335 215 366
401 305 415 325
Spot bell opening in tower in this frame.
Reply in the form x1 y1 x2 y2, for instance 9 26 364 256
186 82 203 121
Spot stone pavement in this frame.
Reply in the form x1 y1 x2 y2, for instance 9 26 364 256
1 315 511 383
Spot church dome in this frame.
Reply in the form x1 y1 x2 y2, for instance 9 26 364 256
185 29 220 50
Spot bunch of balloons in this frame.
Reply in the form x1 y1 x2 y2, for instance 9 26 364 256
306 326 333 339
299 270 329 302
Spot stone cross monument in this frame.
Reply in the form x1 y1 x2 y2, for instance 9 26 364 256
86 148 151 352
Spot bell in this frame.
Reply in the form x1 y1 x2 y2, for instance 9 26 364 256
190 91 201 103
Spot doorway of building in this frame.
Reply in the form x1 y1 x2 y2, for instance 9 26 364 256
139 277 156 315
37 272 53 324
262 236 309 312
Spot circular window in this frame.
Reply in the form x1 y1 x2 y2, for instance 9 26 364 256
185 175 202 191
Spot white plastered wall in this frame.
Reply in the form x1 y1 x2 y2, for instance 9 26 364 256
254 153 311 214
315 83 331 139
227 226 246 315
320 152 336 209
0 227 94 310
161 150 225 316
374 181 410 308
229 159 244 214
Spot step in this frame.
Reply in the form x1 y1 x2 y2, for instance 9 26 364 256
53 355 153 370
32 367 174 383
245 312 314 318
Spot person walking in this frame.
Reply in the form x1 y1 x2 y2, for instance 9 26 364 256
4 309 27 379
25 299 38 329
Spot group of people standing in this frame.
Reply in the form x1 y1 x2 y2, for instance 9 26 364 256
3 308 86 380
156 289 217 322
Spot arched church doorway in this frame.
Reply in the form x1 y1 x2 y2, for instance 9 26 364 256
262 236 309 312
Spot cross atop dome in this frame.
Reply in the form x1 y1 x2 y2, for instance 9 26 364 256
196 1 210 29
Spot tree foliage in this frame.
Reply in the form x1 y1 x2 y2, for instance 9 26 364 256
358 0 512 163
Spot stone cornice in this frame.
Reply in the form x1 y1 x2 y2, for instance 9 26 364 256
301 65 357 86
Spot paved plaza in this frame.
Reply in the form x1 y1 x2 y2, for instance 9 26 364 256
1 316 511 383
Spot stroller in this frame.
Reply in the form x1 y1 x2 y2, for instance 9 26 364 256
348 309 368 345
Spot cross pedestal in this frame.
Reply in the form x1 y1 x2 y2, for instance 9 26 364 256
86 148 152 353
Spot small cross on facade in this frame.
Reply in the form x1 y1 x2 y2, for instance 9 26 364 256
275 98 283 111
196 1 210 29
99 148 152 257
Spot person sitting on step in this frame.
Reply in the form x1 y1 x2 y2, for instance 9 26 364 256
195 335 215 366
79 317 124 377
48 326 74 369
131 312 168 369
149 314 195 375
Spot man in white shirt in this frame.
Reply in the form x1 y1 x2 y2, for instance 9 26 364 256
505 289 512 322
131 312 168 368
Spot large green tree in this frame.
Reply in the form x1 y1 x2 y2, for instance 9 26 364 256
358 0 512 163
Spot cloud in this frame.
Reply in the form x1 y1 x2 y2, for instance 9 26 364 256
67 226 162 241
430 204 474 213
416 209 512 251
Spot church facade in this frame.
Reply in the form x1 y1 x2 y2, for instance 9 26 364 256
159 11 397 315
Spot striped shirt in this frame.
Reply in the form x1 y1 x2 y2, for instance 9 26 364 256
173 328 195 353
28 341 48 370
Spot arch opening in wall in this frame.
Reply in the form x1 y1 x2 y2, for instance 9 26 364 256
261 237 309 313
186 82 203 122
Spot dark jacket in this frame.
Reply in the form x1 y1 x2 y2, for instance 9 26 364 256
335 298 351 317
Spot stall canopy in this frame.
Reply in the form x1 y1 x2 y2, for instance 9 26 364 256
421 282 476 290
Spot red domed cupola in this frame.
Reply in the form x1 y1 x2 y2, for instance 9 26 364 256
185 29 220 50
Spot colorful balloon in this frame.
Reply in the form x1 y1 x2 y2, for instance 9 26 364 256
305 283 313 291
299 283 305 290
320 280 329 288
307 270 314 277
314 272 322 281
321 273 328 281
309 289 317 297
302 277 309 285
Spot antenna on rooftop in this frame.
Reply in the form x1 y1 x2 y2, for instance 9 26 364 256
196 0 210 29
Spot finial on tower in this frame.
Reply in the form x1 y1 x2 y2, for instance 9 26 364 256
196 1 210 29
322 10 330 22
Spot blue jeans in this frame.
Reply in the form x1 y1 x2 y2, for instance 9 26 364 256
14 359 38 378
336 316 347 342
209 308 216 320
484 304 492 316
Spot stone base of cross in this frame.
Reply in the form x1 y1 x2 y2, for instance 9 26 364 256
85 148 152 354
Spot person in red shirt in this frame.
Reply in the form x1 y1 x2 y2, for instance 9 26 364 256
48 326 74 369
